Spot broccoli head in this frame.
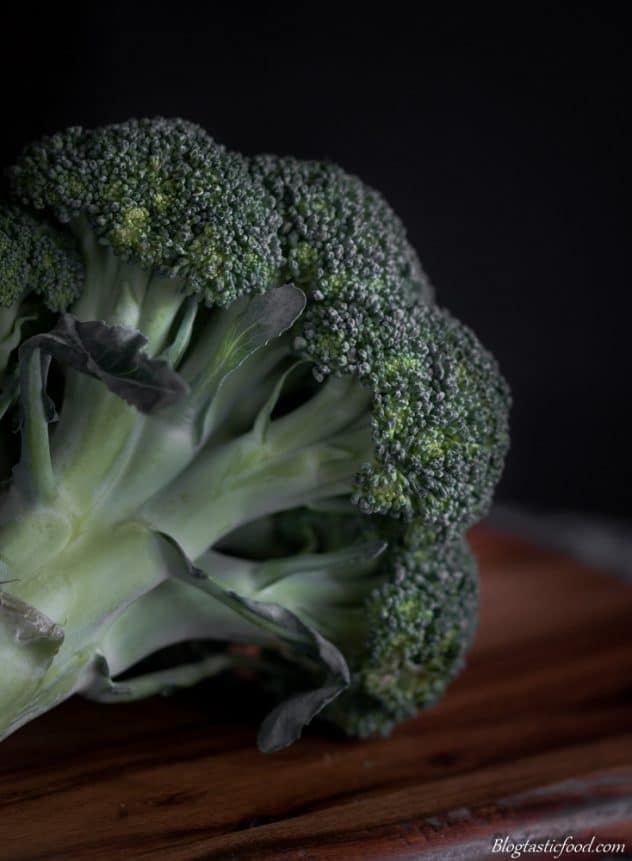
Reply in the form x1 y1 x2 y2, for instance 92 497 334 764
0 118 509 750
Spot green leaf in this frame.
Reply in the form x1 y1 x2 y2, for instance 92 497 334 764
255 625 350 753
20 314 189 414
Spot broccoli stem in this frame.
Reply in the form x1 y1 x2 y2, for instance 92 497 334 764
0 302 27 384
0 521 176 741
50 369 148 519
99 575 273 677
0 510 377 738
70 223 120 321
141 386 374 557
6 314 372 582
14 349 56 503
28 223 374 548
101 339 291 519
0 304 17 342
84 652 243 703
72 221 188 352
48 252 373 545
52 249 187 514
98 540 382 685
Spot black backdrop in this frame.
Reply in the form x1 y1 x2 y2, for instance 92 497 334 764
1 6 628 516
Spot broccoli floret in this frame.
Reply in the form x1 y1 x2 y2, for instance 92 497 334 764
250 154 433 309
9 119 282 307
352 304 510 531
325 523 478 736
0 118 509 750
0 203 83 381
0 203 82 312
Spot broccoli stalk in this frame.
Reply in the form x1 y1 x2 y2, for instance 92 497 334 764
0 276 373 746
0 118 509 750
0 304 24 386
98 540 385 678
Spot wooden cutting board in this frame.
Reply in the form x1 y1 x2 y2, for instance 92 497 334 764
2 527 632 860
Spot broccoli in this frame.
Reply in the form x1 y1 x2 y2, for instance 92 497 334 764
0 118 509 750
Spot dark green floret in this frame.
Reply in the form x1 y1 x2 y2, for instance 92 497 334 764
325 523 478 736
349 303 511 531
0 202 83 312
1 203 83 385
250 154 433 310
8 118 284 306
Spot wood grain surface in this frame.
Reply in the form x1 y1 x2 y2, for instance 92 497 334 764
2 527 632 860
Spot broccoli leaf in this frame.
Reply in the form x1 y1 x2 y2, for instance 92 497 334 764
255 628 350 753
20 314 188 413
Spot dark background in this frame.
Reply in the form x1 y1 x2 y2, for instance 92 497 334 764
1 6 628 516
